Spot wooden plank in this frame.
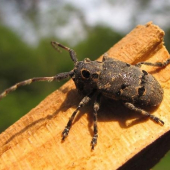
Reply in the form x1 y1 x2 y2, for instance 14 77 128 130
0 22 170 170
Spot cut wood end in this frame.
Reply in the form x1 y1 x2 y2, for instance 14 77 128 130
0 22 170 170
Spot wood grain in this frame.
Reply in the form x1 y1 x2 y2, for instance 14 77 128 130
0 22 170 170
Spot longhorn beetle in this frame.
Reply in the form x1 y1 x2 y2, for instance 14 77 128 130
0 41 170 150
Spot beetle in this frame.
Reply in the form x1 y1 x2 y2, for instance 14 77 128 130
0 41 169 150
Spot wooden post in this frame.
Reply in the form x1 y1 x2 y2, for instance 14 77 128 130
0 22 170 170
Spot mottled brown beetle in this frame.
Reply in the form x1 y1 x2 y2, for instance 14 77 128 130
0 42 170 150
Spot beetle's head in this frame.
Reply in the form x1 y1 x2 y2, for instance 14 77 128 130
71 58 102 95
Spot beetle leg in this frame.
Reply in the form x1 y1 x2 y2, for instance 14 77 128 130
135 58 170 67
124 102 164 125
62 91 95 140
91 93 101 150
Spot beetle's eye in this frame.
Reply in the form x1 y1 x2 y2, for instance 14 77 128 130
81 70 90 79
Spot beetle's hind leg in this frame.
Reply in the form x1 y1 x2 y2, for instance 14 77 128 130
135 58 170 68
124 102 164 125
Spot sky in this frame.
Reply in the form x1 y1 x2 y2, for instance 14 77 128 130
0 0 170 45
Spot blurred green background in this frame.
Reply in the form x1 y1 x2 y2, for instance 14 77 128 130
0 0 170 169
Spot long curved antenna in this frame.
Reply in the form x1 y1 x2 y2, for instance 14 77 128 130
51 41 78 63
0 71 73 100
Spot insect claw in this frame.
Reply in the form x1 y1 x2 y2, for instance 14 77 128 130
91 145 94 150
91 141 96 150
158 119 164 126
149 115 164 126
62 128 69 140
91 134 98 150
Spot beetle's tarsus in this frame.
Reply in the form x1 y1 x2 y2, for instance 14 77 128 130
135 57 170 68
149 115 164 125
90 94 101 150
91 134 98 150
62 128 70 140
124 102 164 126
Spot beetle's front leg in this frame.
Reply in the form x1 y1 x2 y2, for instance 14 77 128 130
62 91 95 140
91 94 101 150
124 102 164 125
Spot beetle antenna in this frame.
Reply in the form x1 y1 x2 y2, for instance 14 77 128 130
51 41 78 63
0 71 73 100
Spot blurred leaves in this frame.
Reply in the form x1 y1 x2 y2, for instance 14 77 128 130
0 24 122 132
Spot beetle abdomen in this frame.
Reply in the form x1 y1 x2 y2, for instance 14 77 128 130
97 57 163 106
135 73 163 106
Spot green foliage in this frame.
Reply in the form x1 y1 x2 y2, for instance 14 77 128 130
0 25 64 131
164 28 170 52
75 25 123 60
0 24 122 132
153 151 170 170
